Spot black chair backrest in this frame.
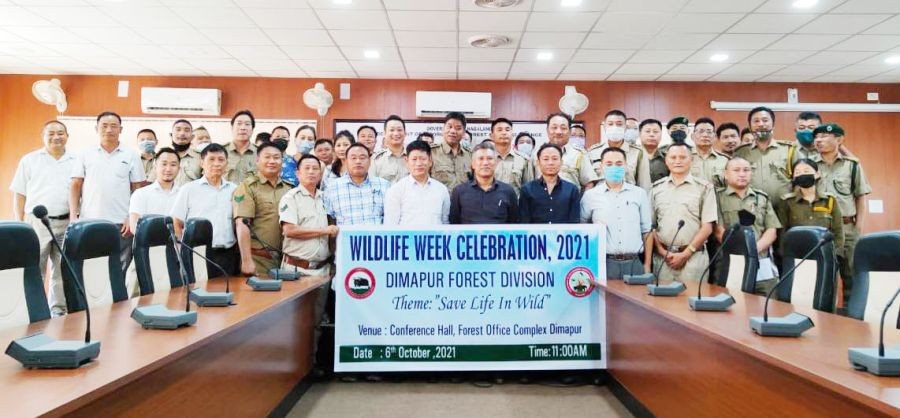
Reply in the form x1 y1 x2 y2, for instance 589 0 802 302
847 231 900 322
181 218 213 284
715 225 759 294
777 226 837 313
61 220 128 313
0 221 50 325
133 215 183 295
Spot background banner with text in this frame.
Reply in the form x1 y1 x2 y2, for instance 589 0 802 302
334 224 606 372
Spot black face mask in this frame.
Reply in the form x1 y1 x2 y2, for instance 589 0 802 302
272 139 289 152
671 130 687 142
172 142 190 152
793 174 816 188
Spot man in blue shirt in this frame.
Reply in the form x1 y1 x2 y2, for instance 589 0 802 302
449 143 518 224
581 147 653 279
519 143 580 223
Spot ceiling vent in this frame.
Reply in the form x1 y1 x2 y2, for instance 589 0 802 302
473 0 522 9
468 34 512 48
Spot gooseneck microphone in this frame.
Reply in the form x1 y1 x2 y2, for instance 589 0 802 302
175 233 235 306
848 286 900 376
654 220 685 287
647 220 688 296
688 223 739 311
165 217 191 312
239 218 286 290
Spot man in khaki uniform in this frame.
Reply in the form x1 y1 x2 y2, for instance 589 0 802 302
715 158 781 293
137 129 158 184
541 112 598 189
169 119 202 187
233 143 294 276
225 110 258 184
812 123 871 305
734 106 799 216
588 110 652 192
490 117 533 193
715 122 742 158
640 118 669 183
370 115 409 183
690 117 730 189
651 142 717 282
431 112 472 191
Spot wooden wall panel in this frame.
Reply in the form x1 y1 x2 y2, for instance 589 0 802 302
1 74 898 231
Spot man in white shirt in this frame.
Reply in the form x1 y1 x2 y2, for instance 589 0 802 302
70 111 146 276
384 140 450 226
170 143 238 277
10 120 76 316
129 148 181 231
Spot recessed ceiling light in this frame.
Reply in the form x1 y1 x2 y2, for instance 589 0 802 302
561 0 583 6
473 0 522 8
710 53 729 62
537 52 553 61
364 50 380 59
792 0 818 8
885 55 900 64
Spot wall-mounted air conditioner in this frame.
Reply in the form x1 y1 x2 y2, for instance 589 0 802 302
415 91 492 119
141 87 222 116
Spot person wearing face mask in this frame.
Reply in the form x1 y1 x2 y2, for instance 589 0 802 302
581 147 653 280
734 106 800 218
640 119 669 183
491 118 534 194
518 143 580 224
811 123 871 307
462 130 474 150
136 129 158 184
588 110 652 192
514 132 535 158
171 119 202 187
371 115 410 184
624 118 640 145
225 109 258 184
294 125 317 159
270 126 297 185
777 159 845 268
191 126 211 152
714 122 742 158
432 112 473 191
540 112 598 190
570 124 587 150
10 120 76 316
794 112 821 159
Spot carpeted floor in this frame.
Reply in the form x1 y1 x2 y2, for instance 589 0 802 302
288 380 633 418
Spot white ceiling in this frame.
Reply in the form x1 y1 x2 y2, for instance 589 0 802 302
1 0 899 82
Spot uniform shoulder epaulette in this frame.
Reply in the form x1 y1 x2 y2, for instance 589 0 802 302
587 142 605 151
734 142 753 150
712 149 731 159
776 140 794 147
243 174 260 186
715 185 727 194
652 177 668 187
430 142 441 149
753 188 769 198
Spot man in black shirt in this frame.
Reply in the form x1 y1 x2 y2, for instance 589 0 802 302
449 142 518 224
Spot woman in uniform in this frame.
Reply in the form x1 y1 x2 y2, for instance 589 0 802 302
777 158 845 254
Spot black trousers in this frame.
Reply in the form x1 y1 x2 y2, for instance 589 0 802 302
206 245 238 278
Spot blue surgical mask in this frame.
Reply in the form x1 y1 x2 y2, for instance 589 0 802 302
795 130 814 146
603 165 626 184
460 139 471 150
624 128 639 144
139 140 156 154
297 140 314 155
517 143 534 156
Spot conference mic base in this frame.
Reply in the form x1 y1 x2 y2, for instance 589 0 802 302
848 347 900 376
189 289 235 307
269 268 302 281
688 293 736 311
623 273 654 285
750 312 815 337
247 276 283 291
647 282 687 296
131 304 198 330
5 333 100 369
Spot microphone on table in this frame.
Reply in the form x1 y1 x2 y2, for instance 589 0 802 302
5 205 101 369
848 285 900 376
623 221 653 285
131 217 198 329
175 232 235 307
688 219 745 311
647 220 687 296
240 218 287 291
749 233 833 337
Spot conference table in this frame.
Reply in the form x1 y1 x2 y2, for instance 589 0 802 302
602 280 900 418
0 275 327 418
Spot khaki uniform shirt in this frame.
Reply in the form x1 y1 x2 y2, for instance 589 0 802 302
651 175 718 248
369 148 408 184
734 140 799 210
797 146 819 160
645 145 669 183
494 149 534 193
431 142 472 192
778 191 845 256
587 142 652 192
225 142 257 184
716 186 780 256
279 186 331 263
812 154 871 218
142 155 156 183
233 174 293 272
175 149 203 187
690 148 730 189
536 143 598 188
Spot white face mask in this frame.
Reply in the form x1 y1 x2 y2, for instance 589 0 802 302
193 142 210 153
624 128 639 144
605 126 626 142
517 143 534 155
569 136 585 150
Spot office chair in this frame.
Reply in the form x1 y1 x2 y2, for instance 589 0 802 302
777 226 838 313
716 225 760 294
133 215 183 295
181 218 213 285
847 231 900 326
62 220 129 313
0 221 51 329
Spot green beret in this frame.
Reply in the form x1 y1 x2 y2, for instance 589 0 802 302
813 123 844 136
667 116 689 129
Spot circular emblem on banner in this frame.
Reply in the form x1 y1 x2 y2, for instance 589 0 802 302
345 267 376 299
565 267 594 298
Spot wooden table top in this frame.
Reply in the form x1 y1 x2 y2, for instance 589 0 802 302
602 280 900 415
0 275 328 418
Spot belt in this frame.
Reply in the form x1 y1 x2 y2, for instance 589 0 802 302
668 245 687 253
283 254 326 270
47 213 69 220
251 248 273 259
843 216 857 225
607 253 639 261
